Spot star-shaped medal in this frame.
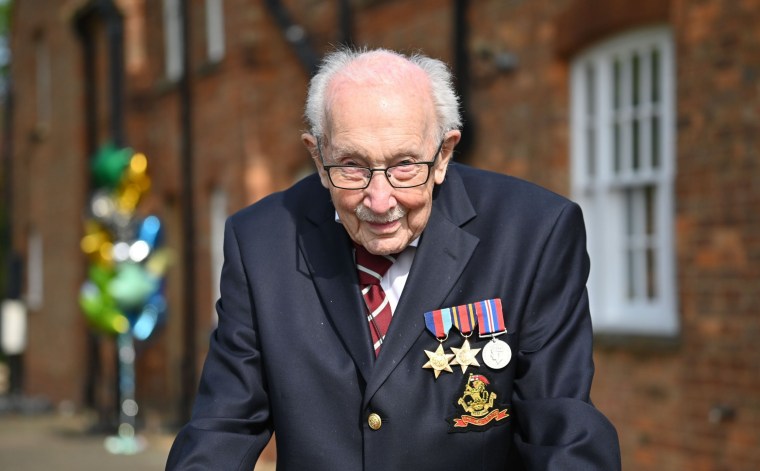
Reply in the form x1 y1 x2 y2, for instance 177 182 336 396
423 344 455 379
449 339 482 373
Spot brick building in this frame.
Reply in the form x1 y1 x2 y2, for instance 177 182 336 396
3 0 758 469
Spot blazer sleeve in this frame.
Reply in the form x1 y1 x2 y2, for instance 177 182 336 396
511 202 621 470
166 218 272 470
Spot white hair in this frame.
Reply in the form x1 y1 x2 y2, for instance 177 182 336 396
304 47 462 139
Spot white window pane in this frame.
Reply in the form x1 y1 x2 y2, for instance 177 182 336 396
651 49 660 104
632 118 640 171
646 247 657 300
164 0 183 80
613 59 621 110
584 64 596 177
570 26 678 335
632 52 640 107
26 230 44 310
651 115 660 169
209 188 227 326
35 35 51 127
206 0 225 62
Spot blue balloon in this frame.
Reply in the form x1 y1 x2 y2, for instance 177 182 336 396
137 215 162 249
132 291 167 341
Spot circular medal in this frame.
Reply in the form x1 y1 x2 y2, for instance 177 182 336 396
482 338 511 370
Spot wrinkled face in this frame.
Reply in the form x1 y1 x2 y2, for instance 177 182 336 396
304 82 459 255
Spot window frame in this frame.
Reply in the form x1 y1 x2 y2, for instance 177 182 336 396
570 26 678 336
205 0 225 63
209 187 227 326
163 0 183 81
34 33 51 131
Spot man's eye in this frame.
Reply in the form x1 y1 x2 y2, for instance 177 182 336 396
338 158 363 167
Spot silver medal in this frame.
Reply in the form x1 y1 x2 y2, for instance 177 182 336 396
482 338 511 369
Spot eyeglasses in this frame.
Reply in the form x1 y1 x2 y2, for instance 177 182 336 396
317 139 444 190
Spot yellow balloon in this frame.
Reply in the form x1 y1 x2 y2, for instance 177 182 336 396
81 221 114 268
111 313 131 334
81 233 103 255
145 248 172 277
136 174 152 193
129 153 148 175
116 185 141 213
99 241 114 263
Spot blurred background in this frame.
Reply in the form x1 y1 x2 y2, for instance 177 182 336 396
0 0 757 469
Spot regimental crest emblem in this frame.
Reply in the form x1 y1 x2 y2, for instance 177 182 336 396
448 373 509 432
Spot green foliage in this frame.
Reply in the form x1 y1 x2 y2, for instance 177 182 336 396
0 1 10 33
0 0 10 86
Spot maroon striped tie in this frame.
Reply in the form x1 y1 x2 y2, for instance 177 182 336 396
355 245 397 356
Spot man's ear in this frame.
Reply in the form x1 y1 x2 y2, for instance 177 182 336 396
433 130 461 184
302 133 330 188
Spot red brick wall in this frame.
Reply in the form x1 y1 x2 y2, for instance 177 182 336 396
671 1 759 469
7 0 760 469
8 0 91 406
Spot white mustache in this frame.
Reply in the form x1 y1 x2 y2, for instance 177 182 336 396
355 205 406 223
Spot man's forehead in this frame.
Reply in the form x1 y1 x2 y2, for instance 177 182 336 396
327 54 433 107
327 138 426 158
324 80 437 145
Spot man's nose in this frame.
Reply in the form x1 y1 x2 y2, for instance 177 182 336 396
363 172 396 214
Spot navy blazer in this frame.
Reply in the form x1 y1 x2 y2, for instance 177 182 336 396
167 163 621 470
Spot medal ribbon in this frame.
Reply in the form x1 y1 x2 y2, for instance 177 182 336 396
424 308 453 340
452 304 477 336
475 299 506 336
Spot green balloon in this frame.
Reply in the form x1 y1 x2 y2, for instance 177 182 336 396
80 281 128 335
79 281 105 318
108 263 158 310
89 264 115 291
91 143 132 189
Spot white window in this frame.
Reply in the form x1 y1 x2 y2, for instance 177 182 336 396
205 0 225 63
34 34 51 130
26 229 44 311
570 26 678 336
163 0 183 81
209 188 228 326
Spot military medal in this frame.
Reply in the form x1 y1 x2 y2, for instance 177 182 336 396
423 308 454 379
450 339 481 373
422 344 454 379
475 299 511 370
450 304 481 373
482 338 511 369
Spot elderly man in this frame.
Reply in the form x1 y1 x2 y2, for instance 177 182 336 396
167 48 621 470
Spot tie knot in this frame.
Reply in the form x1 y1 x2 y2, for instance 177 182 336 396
355 245 396 286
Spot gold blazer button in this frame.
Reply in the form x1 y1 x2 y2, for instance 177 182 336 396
368 412 382 430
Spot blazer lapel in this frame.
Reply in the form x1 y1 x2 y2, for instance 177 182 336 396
298 200 376 384
363 167 478 406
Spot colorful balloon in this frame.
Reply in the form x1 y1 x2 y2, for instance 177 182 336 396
108 263 159 311
137 216 161 249
91 144 132 189
81 145 168 341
